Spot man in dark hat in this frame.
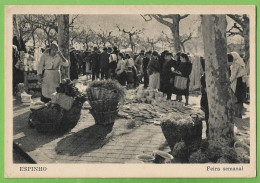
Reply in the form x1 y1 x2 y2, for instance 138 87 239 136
135 51 145 85
69 47 80 85
142 51 152 88
99 47 110 80
91 47 100 80
108 47 119 79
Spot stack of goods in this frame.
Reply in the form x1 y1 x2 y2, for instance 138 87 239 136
135 88 166 105
23 53 36 71
33 47 42 70
86 80 125 125
31 79 87 133
27 72 41 98
21 92 32 105
161 113 202 162
15 83 25 100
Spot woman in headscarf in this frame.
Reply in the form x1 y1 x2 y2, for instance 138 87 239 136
37 43 69 103
228 52 247 118
115 52 127 86
173 53 192 105
147 51 160 89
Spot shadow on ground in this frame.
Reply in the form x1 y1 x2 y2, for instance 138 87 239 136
55 124 114 156
13 100 82 152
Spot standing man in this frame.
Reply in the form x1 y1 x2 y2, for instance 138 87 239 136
135 52 144 85
69 47 80 85
109 47 118 79
99 47 110 80
142 51 151 89
91 47 100 80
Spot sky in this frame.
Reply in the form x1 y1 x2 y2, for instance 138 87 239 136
73 14 202 38
72 14 242 43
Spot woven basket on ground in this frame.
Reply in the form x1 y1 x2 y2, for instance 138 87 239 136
32 100 85 133
90 109 118 125
89 99 119 112
32 104 64 133
161 114 202 151
87 87 119 101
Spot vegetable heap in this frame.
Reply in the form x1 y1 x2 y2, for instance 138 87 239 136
56 78 87 103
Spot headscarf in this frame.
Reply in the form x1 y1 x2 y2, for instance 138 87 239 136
230 52 247 93
231 52 245 67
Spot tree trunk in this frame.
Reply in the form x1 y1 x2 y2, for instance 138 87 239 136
170 16 181 53
180 43 186 53
129 34 134 52
57 14 70 79
201 15 234 146
32 31 36 48
13 15 20 40
243 19 250 72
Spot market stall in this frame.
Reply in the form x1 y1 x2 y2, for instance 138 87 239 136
20 47 42 98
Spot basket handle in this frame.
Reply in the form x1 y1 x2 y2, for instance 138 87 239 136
190 113 199 119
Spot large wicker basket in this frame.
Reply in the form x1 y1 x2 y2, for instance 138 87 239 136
32 104 64 133
32 100 85 133
89 99 119 112
90 109 118 125
87 87 119 101
161 114 202 151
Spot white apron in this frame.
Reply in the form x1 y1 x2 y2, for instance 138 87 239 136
42 70 61 98
149 72 160 89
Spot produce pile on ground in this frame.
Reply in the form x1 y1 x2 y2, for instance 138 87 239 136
117 89 204 125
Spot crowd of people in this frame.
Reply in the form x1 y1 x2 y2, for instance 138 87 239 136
68 46 194 106
12 38 249 127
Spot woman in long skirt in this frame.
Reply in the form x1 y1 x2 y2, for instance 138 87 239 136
147 51 160 89
37 43 69 103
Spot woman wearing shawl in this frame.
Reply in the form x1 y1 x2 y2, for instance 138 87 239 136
147 51 160 89
173 53 192 105
37 43 69 103
228 52 247 118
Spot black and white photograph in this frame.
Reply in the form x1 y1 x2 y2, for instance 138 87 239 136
5 5 256 178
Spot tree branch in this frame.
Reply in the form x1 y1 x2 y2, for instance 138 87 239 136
180 14 189 19
140 14 152 22
180 33 192 44
227 14 244 27
69 15 79 27
151 15 172 27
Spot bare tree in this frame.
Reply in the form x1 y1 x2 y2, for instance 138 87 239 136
141 14 189 52
162 31 192 53
227 14 249 62
109 35 122 49
95 26 113 46
116 25 143 52
15 14 79 48
146 37 159 51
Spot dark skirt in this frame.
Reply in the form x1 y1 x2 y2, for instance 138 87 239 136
171 78 190 96
70 67 79 80
235 77 247 103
